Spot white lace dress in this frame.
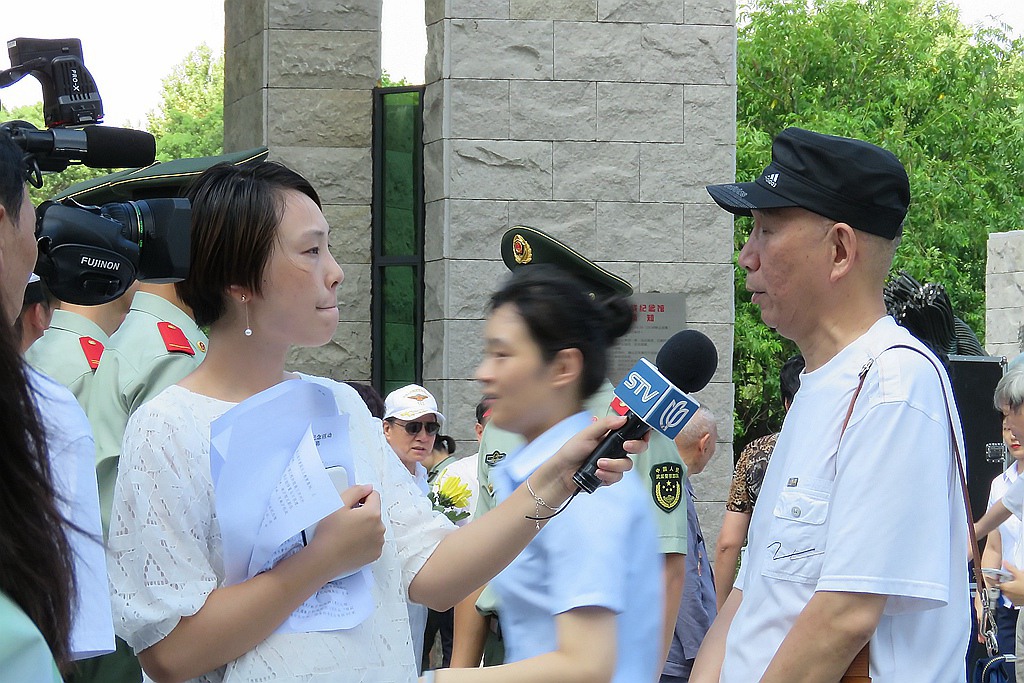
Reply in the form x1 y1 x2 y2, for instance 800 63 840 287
106 377 455 683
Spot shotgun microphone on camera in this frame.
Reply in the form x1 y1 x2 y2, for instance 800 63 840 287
5 122 156 171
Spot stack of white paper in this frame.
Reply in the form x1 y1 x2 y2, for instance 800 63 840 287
210 379 374 634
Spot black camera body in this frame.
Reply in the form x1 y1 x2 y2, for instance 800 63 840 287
35 198 191 305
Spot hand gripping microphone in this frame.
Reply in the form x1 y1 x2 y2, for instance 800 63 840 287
572 329 719 493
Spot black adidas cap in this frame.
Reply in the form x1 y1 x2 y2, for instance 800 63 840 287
706 127 910 240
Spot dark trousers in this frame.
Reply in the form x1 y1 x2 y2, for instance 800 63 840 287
66 636 142 683
423 607 454 671
995 603 1019 676
660 661 694 683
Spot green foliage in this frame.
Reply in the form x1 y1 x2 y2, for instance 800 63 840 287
732 0 1024 449
2 44 224 203
147 44 224 161
378 70 412 88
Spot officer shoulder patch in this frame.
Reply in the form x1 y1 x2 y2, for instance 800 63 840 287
650 462 683 512
158 322 196 355
79 336 104 370
484 450 506 467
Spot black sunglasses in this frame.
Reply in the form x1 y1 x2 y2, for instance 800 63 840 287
389 419 441 436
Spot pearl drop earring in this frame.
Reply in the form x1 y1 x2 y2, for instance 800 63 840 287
241 295 252 337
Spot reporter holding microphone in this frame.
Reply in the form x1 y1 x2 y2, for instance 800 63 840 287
430 263 663 683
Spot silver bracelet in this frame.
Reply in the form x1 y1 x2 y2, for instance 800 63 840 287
420 671 436 683
525 476 574 529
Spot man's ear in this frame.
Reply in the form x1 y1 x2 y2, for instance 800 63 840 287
829 222 858 282
27 303 49 334
698 431 712 454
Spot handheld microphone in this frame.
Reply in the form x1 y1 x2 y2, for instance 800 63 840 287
572 329 718 493
5 122 156 171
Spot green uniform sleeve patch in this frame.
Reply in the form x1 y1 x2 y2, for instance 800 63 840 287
651 462 683 512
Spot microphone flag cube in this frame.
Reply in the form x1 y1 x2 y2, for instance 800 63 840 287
612 358 700 439
609 396 630 416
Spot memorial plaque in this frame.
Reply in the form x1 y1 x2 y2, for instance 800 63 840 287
607 293 687 385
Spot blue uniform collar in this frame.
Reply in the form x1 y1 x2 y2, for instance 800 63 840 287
495 411 592 499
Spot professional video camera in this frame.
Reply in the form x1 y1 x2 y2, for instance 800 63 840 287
34 197 190 305
1 37 190 305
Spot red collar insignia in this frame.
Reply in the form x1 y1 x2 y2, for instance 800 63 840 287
79 336 104 370
158 322 196 356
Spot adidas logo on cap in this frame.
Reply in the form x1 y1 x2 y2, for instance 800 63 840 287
763 172 780 187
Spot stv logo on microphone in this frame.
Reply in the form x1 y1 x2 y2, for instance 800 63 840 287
613 358 700 439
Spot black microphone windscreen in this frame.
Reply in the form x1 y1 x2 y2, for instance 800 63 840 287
655 329 718 393
82 126 156 168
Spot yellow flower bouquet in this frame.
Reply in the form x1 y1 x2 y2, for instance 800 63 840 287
430 475 472 524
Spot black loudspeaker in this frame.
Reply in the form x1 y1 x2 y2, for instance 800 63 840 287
947 355 1007 523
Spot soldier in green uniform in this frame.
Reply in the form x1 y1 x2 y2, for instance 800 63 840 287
25 294 134 409
452 227 692 673
87 282 208 531
57 148 268 683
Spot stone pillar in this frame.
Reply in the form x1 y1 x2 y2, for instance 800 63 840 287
987 231 1024 359
224 0 381 381
423 0 737 541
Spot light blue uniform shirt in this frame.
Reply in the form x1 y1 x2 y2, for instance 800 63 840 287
490 412 662 682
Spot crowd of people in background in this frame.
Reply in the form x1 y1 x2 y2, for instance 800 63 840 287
0 119 1014 683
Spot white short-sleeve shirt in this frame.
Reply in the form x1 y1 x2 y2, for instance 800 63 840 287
29 368 115 660
107 376 455 683
1000 470 1024 533
724 317 969 683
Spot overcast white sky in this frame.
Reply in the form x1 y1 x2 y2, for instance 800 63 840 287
0 0 1019 126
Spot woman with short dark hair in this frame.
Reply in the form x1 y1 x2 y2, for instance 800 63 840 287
438 264 662 682
107 161 640 683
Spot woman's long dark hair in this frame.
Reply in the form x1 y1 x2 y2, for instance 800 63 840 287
0 306 76 668
0 132 76 668
489 264 633 401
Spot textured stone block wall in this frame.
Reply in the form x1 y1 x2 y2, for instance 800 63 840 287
224 0 380 382
423 0 738 543
223 0 740 547
987 231 1024 360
